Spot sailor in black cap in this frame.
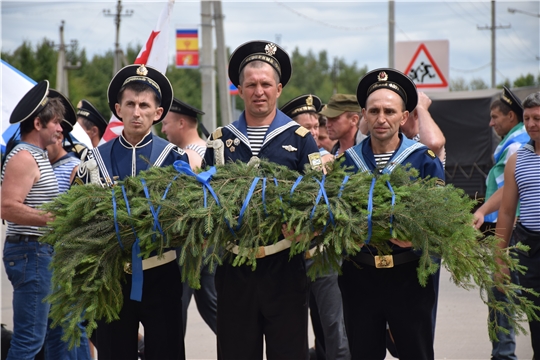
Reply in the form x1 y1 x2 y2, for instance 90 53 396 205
204 41 321 360
281 93 350 360
161 97 217 336
280 94 322 142
1 80 72 359
76 99 108 148
339 68 444 359
43 90 93 359
161 97 207 168
472 86 529 360
74 64 189 360
47 89 82 192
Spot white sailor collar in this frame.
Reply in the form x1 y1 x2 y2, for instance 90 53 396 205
119 131 153 149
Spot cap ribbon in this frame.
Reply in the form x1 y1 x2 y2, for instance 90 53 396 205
123 75 162 101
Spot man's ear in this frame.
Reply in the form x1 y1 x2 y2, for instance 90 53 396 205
154 107 164 122
400 111 409 127
34 117 42 130
238 85 244 100
276 83 283 99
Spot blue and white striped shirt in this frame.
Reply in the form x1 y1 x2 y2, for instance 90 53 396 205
515 141 540 231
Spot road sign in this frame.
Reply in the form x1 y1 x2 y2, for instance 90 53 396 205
396 40 449 92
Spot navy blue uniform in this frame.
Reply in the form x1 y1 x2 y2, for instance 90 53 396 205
76 132 189 360
339 134 444 360
204 109 320 360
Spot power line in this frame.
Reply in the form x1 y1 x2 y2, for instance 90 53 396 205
273 1 383 31
451 63 491 73
500 27 539 60
395 23 412 41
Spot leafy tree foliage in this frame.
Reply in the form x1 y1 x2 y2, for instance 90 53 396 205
2 38 537 131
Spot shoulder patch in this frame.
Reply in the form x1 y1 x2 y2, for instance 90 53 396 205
212 127 223 139
295 126 309 137
426 149 436 159
308 152 323 171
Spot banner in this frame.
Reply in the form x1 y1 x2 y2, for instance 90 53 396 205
175 28 199 68
1 60 93 154
101 0 175 143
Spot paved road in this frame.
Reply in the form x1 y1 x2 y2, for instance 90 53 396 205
1 239 534 359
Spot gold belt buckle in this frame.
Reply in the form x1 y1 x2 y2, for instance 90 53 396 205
124 262 132 274
255 246 266 259
374 255 394 268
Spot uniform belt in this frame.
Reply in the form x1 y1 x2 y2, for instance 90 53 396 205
227 239 292 259
5 235 40 243
305 244 324 259
353 251 419 269
124 250 176 274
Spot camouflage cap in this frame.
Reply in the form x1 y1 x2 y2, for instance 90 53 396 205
318 94 361 118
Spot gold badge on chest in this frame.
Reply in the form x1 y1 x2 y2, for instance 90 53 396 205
226 139 233 148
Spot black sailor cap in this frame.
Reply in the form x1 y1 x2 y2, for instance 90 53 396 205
280 94 322 118
170 97 205 119
48 89 76 134
228 40 292 88
10 80 50 124
501 86 524 122
357 68 418 113
107 64 173 124
77 99 108 133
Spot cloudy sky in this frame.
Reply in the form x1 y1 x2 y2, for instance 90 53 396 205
1 0 539 87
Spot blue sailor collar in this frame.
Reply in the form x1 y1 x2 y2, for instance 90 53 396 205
523 139 537 153
225 109 296 148
119 130 153 149
346 133 426 174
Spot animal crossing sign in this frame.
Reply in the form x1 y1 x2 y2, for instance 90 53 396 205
395 40 449 92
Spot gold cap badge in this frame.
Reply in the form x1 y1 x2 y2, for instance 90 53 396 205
136 64 148 76
306 95 313 106
378 71 388 82
265 43 277 56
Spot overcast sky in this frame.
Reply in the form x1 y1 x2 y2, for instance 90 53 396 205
2 0 539 87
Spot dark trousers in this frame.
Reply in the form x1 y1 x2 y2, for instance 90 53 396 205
514 223 540 358
339 259 435 360
95 261 185 360
181 261 218 335
215 251 310 360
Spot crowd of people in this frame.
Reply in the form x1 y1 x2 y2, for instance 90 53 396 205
1 39 539 360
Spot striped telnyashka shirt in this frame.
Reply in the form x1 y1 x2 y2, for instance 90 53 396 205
374 151 395 171
186 143 207 158
247 125 269 157
52 155 80 194
1 143 59 236
515 143 540 231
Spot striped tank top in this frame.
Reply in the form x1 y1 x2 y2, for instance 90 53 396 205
515 143 540 231
1 142 59 236
186 143 206 158
52 154 80 194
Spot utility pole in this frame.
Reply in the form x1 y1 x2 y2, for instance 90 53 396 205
201 1 216 132
104 0 133 76
55 20 81 97
477 0 510 88
388 0 395 68
213 0 232 126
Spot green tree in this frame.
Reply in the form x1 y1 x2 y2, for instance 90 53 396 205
449 77 468 91
469 77 488 90
513 73 537 88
